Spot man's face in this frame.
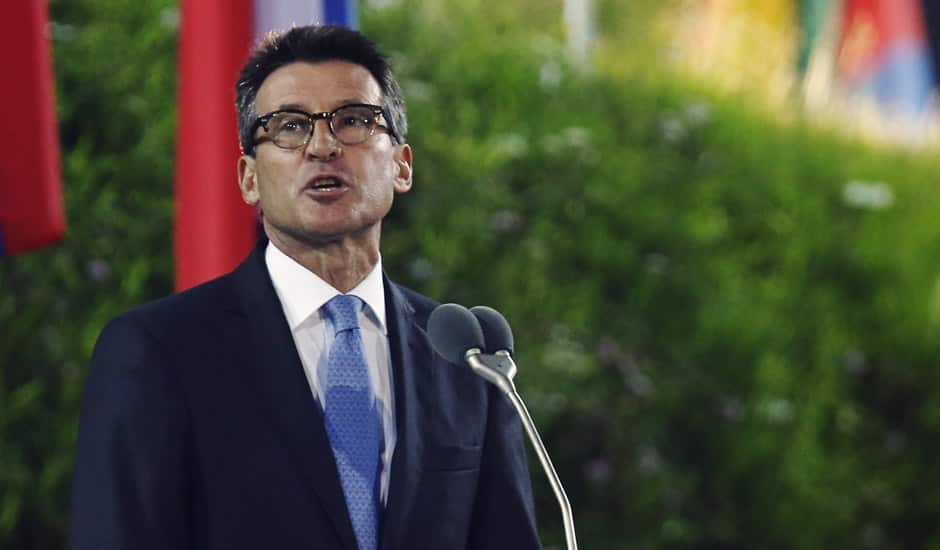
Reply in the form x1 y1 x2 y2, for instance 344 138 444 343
237 60 412 249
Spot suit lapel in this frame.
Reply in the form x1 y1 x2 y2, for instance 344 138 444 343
229 242 359 550
380 279 432 550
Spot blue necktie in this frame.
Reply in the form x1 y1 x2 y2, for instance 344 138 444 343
322 295 382 550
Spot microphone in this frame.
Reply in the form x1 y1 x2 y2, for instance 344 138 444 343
426 303 485 364
427 303 511 393
427 304 578 550
469 305 514 354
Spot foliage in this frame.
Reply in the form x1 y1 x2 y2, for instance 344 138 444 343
2 0 940 548
0 1 177 548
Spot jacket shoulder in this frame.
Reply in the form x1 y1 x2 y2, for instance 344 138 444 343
104 273 238 342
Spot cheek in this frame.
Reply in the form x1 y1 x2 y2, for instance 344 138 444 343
365 153 399 186
254 161 291 200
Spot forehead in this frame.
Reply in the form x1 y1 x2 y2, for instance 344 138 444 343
255 60 383 113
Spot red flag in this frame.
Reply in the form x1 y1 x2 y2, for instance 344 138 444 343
174 0 358 290
0 0 65 257
836 0 935 116
174 0 256 291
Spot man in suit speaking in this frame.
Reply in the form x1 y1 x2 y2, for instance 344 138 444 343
68 25 541 550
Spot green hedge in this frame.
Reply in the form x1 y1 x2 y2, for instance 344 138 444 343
2 1 940 548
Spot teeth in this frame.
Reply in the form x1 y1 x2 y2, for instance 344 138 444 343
313 178 339 189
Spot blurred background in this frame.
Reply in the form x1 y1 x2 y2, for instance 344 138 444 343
3 0 940 548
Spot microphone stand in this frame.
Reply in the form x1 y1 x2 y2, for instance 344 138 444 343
466 350 578 550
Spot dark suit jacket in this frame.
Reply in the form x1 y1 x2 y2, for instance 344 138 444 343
68 241 541 549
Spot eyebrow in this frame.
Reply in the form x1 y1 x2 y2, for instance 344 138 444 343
273 98 377 113
275 103 308 112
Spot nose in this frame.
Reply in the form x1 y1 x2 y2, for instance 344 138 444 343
304 118 341 160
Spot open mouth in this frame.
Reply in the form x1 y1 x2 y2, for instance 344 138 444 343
307 177 346 191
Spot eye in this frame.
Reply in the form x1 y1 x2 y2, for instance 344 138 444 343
334 106 376 128
337 115 369 128
271 114 311 135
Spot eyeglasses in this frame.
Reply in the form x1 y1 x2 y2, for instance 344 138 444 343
249 103 390 153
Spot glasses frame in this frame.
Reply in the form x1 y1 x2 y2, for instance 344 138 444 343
248 103 390 154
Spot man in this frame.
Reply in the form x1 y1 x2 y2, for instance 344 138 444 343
69 25 541 550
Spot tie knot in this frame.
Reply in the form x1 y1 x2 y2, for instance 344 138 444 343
323 294 363 334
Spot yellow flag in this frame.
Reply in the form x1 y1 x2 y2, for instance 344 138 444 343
670 0 800 103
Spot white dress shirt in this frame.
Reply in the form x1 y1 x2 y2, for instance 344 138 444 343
265 241 397 504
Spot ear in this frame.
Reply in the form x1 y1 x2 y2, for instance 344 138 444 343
392 144 413 194
237 155 260 205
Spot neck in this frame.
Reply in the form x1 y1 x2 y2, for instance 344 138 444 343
265 226 381 293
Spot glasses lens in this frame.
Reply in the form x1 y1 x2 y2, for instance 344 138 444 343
266 112 313 149
331 105 377 144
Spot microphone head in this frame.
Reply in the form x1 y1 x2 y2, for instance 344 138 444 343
427 303 485 365
470 305 514 354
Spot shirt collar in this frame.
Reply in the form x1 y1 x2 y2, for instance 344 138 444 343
265 240 387 334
